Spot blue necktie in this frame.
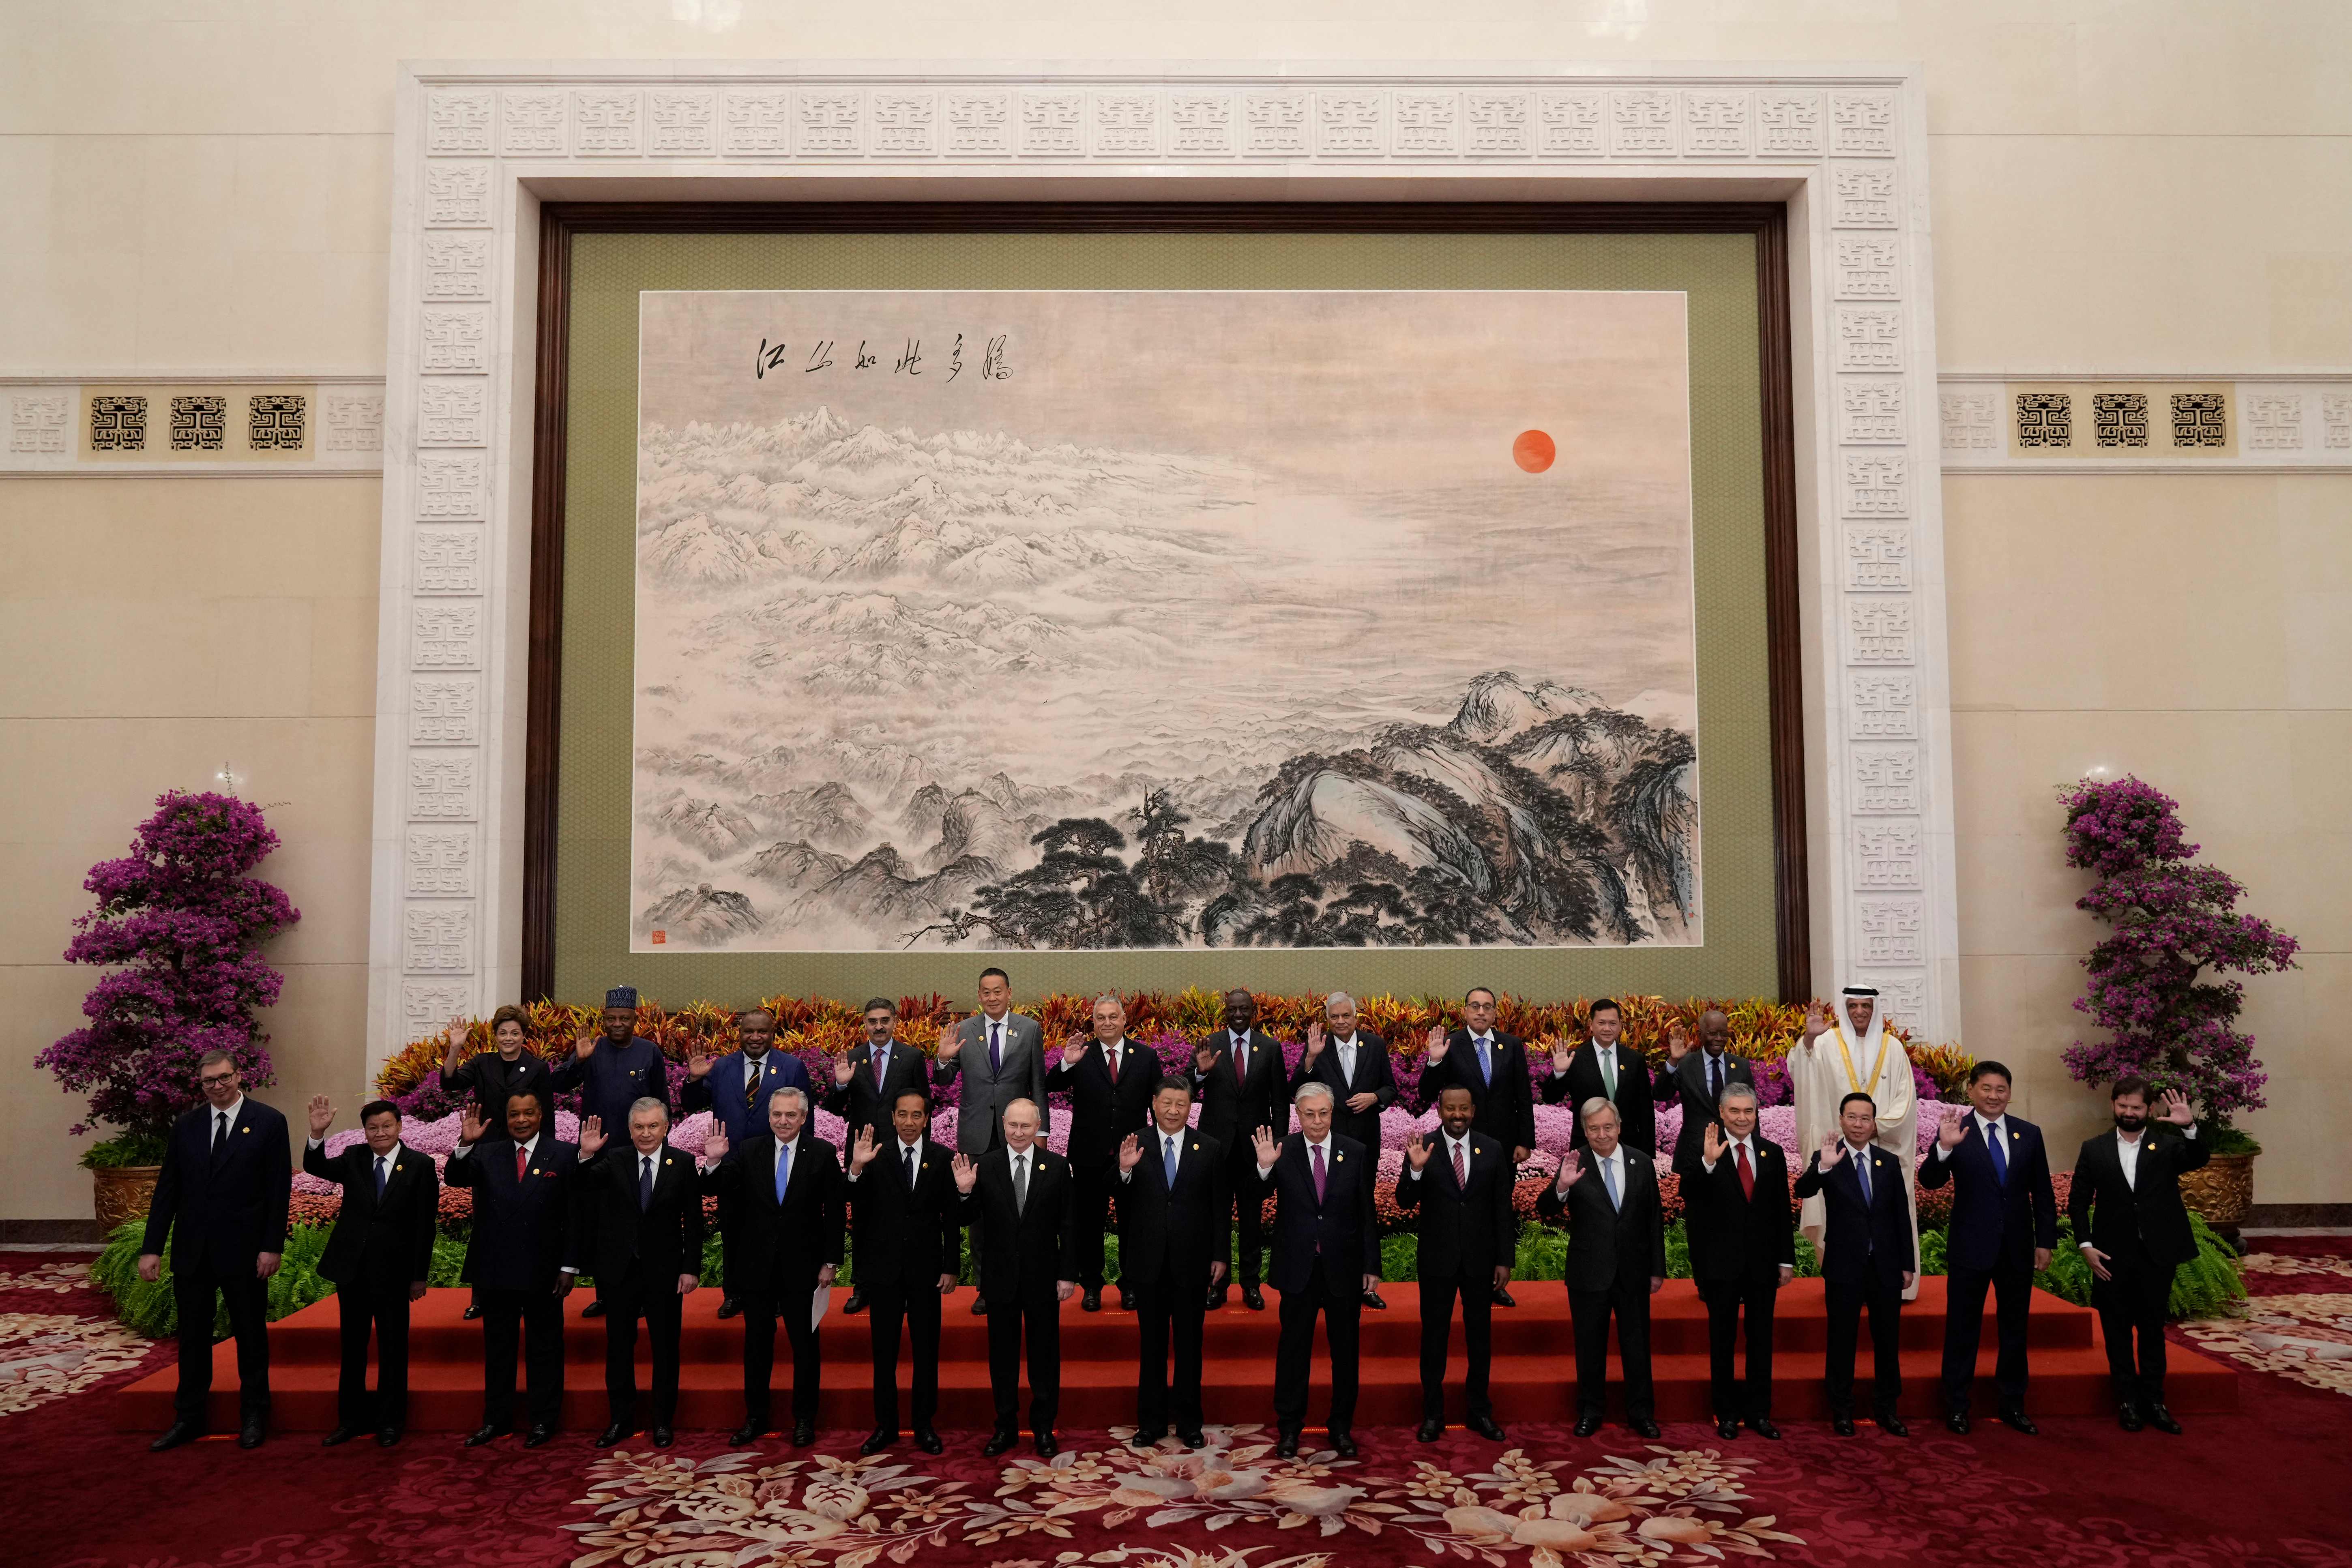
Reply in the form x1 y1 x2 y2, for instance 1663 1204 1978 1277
1854 1145 1873 1205
1476 1036 1491 1085
1602 1156 1621 1212
1987 1121 2009 1186
989 1022 1002 1075
1163 1135 1178 1188
374 1155 388 1201
775 1141 792 1203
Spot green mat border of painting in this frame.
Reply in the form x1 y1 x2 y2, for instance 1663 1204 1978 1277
526 202 1806 1008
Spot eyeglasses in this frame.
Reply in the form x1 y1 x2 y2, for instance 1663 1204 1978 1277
200 1073 238 1088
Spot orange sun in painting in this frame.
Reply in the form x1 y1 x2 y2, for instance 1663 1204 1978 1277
1512 429 1556 472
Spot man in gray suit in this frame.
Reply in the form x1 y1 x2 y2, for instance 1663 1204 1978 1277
931 967 1048 1314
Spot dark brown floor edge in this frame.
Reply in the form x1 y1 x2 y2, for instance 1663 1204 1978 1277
0 1219 107 1245
2243 1203 2352 1229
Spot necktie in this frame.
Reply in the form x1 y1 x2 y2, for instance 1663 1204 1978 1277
989 1021 1002 1075
1453 1138 1467 1188
1987 1121 2010 1186
515 1144 528 1182
1854 1145 1873 1205
212 1111 229 1155
775 1141 791 1203
639 1154 654 1210
903 1144 916 1190
1735 1141 1754 1199
1709 1055 1722 1104
1164 1135 1178 1187
1311 1142 1327 1203
1108 1045 1120 1080
1234 1033 1246 1080
375 1155 389 1201
1598 1047 1617 1098
746 1060 761 1113
1602 1156 1621 1212
1013 1152 1028 1214
875 1046 889 1086
1476 1036 1491 1085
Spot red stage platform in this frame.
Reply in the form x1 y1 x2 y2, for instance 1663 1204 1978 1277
114 1277 2236 1433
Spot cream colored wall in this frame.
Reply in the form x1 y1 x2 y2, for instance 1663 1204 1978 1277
2 2 2347 1215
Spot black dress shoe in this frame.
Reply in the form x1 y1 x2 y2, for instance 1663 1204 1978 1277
982 1429 1018 1457
652 1426 675 1448
861 1429 897 1455
914 1427 943 1454
582 1299 607 1318
1468 1414 1506 1442
524 1424 557 1448
1361 1287 1388 1310
322 1424 360 1447
1573 1414 1602 1438
1715 1417 1741 1440
1747 1416 1782 1441
2147 1404 2182 1435
1275 1431 1300 1458
1177 1428 1205 1449
1629 1417 1661 1439
732 1420 766 1446
1416 1418 1443 1442
1032 1432 1058 1458
595 1423 631 1449
2117 1404 2144 1432
1832 1416 1858 1437
239 1420 266 1449
970 1294 987 1315
792 1420 815 1447
1243 1284 1266 1311
1491 1284 1516 1308
1132 1428 1165 1449
1081 1288 1102 1312
376 1428 401 1448
1118 1288 1134 1311
717 1294 741 1320
462 1302 483 1321
150 1419 204 1452
1998 1409 2039 1435
1946 1411 1971 1434
1330 1432 1357 1458
843 1288 867 1315
1206 1285 1225 1311
1877 1414 1909 1437
464 1423 510 1447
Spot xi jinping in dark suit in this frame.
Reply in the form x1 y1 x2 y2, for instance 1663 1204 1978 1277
139 1053 293 1452
1794 1092 1919 1434
1674 1084 1794 1438
1916 1061 2058 1433
442 1092 581 1445
1115 1079 1230 1445
1537 1095 1669 1437
301 1096 439 1445
572 1097 706 1446
1044 996 1163 1306
1253 1082 1380 1458
956 1097 1080 1457
1393 1084 1515 1440
2069 1078 2208 1432
846 1087 963 1453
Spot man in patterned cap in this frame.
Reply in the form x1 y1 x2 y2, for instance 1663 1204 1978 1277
552 985 674 1319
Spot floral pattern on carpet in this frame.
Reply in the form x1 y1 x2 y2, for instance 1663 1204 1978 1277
2240 1251 2352 1281
0 1260 92 1294
568 1429 1803 1568
0 1311 154 1416
2181 1293 2352 1399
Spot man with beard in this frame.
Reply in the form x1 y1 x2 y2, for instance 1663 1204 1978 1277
681 1006 813 1320
1676 1082 1794 1440
1415 988 1534 1307
2070 1079 2206 1433
1045 993 1161 1312
1115 1078 1229 1448
1189 988 1287 1309
1292 992 1396 1309
1395 1085 1513 1442
1790 987 1921 1301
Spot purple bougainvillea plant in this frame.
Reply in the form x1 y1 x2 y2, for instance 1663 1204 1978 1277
2058 775 2296 1134
37 791 299 1161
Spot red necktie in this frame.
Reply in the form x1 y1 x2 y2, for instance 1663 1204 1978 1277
1735 1142 1754 1199
515 1145 528 1182
1453 1139 1467 1187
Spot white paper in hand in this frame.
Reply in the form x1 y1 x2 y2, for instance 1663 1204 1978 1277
811 1287 829 1332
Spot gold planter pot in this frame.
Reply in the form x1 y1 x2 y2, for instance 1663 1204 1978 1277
2179 1150 2255 1229
90 1165 161 1233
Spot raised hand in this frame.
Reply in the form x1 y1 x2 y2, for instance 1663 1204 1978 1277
1251 1124 1279 1168
849 1125 878 1176
1118 1133 1143 1173
687 1049 714 1081
1403 1134 1432 1172
1801 1001 1831 1046
1195 1039 1218 1074
1423 1025 1449 1063
1556 1149 1582 1191
459 1105 487 1144
951 1152 977 1194
1701 1118 1725 1165
2159 1088 2195 1126
833 1053 856 1088
1304 1021 1326 1061
1062 1035 1088 1069
1666 1024 1691 1063
702 1124 729 1163
574 1030 599 1061
577 1115 606 1157
1550 1036 1574 1075
1938 1107 1967 1151
442 1016 468 1064
306 1094 335 1138
1819 1131 1846 1167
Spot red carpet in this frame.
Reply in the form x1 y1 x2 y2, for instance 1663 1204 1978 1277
112 1276 2237 1433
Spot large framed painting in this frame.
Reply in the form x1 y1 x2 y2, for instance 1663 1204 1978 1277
531 206 1802 1005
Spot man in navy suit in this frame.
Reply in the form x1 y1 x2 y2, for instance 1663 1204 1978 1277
1290 992 1396 1309
1189 988 1288 1310
1251 1081 1379 1459
1045 993 1162 1311
1114 1078 1230 1448
302 1094 439 1447
1916 1060 2057 1433
680 1006 812 1319
1794 1092 1919 1436
139 1050 293 1452
825 997 936 1315
573 1097 705 1449
1677 1082 1794 1440
1394 1084 1514 1442
955 1098 1081 1458
552 985 672 1321
443 1091 581 1448
1414 988 1534 1308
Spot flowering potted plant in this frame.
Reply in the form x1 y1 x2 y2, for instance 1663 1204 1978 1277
36 791 298 1228
2057 776 2297 1229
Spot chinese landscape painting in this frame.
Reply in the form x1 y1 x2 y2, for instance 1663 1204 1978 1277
631 289 1699 952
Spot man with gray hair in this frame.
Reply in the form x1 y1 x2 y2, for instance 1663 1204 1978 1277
1046 993 1160 1311
1251 1080 1380 1459
1291 991 1396 1309
1538 1096 1668 1438
572 1097 703 1449
1675 1080 1794 1440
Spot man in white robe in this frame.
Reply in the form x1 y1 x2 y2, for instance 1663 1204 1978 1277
1792 986 1920 1302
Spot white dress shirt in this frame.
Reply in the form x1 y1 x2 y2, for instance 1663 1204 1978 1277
1586 1142 1628 1203
1119 1126 1189 1184
207 1095 246 1143
1332 1035 1358 1084
1408 1128 1475 1181
1700 1131 1757 1176
1260 1132 1333 1180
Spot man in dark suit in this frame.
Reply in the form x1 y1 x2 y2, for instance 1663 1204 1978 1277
573 1097 704 1448
302 1095 438 1447
681 1006 813 1319
954 1097 1080 1458
1044 993 1161 1311
552 985 672 1322
139 1050 293 1452
442 1091 580 1448
1415 989 1534 1310
2069 1077 2208 1433
846 1087 961 1454
1251 1081 1380 1459
1542 998 1659 1155
1189 988 1287 1311
1794 1091 1919 1436
1115 1078 1230 1448
700 1084 843 1447
1537 1097 1669 1437
1917 1060 2058 1433
1653 1009 1756 1169
1394 1084 1513 1442
1675 1082 1794 1440
1290 992 1396 1308
826 997 936 1315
